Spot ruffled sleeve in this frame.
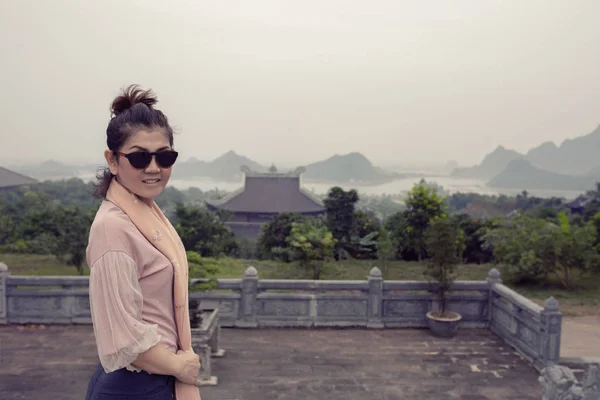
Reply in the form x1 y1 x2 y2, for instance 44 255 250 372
89 251 161 373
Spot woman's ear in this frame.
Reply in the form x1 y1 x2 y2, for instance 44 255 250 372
104 150 118 175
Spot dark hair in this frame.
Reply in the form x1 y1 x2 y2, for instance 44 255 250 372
93 84 175 198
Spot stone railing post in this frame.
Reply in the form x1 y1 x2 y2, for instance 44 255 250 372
487 268 502 324
237 266 258 328
541 296 562 365
0 262 8 325
367 267 384 329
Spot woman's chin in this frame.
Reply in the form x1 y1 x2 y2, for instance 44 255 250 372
135 183 166 202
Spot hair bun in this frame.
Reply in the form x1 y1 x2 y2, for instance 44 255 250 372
111 84 158 116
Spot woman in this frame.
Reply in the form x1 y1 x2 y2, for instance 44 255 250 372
85 84 201 400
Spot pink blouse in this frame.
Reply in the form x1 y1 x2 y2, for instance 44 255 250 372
86 200 178 373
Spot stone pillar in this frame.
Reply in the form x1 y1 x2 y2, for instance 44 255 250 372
196 343 217 386
367 267 384 329
0 262 8 325
208 322 225 357
189 298 202 329
487 268 502 324
237 266 258 328
541 296 562 365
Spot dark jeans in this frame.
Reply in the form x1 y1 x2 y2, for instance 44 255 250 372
86 363 175 400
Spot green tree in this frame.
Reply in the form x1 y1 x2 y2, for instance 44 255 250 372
424 218 465 316
356 194 403 220
324 187 359 259
539 212 600 289
10 203 93 274
454 213 496 264
286 219 337 279
174 203 238 257
51 206 94 275
187 251 220 292
403 180 447 261
584 195 600 222
483 214 550 283
0 203 14 245
484 212 600 287
592 211 600 250
347 210 381 259
256 213 306 261
385 211 419 261
376 228 396 278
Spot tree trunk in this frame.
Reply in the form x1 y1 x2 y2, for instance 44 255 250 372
313 263 321 280
440 287 446 315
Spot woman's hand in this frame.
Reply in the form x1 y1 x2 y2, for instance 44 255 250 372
174 349 202 386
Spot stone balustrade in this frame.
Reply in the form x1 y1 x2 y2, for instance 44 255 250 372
487 268 563 370
190 306 225 386
190 266 493 329
0 262 563 371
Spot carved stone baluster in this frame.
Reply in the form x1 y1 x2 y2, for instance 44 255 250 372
0 262 8 325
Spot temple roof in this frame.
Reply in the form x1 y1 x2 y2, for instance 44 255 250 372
0 166 38 189
205 166 325 214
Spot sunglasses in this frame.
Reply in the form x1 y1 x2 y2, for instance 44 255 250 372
117 150 179 169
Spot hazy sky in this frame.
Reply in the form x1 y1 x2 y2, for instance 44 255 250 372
1 0 599 168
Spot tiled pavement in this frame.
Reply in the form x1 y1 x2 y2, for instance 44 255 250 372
0 325 542 400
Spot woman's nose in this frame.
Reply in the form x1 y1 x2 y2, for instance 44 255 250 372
145 156 161 173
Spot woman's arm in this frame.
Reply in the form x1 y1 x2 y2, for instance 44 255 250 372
88 251 201 385
130 342 181 376
133 346 201 385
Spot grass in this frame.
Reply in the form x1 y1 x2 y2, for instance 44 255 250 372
204 258 495 281
2 253 598 316
509 273 600 317
1 253 90 276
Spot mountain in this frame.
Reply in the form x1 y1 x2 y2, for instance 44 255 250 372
303 152 397 182
525 141 558 170
9 160 88 179
207 151 267 179
451 146 523 179
451 124 600 180
487 159 597 191
10 151 403 184
172 151 267 181
526 125 600 174
173 151 398 183
170 157 208 179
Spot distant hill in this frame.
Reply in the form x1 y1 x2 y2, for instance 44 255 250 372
10 151 404 184
450 124 600 186
174 151 399 182
173 151 267 181
526 125 600 174
9 160 92 180
487 159 598 191
303 152 398 182
451 146 523 179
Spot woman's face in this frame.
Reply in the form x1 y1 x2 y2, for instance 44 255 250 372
105 127 173 204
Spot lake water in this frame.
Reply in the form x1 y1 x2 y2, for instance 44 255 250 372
165 176 583 199
68 172 582 199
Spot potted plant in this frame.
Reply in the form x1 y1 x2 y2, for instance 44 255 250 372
423 217 465 338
